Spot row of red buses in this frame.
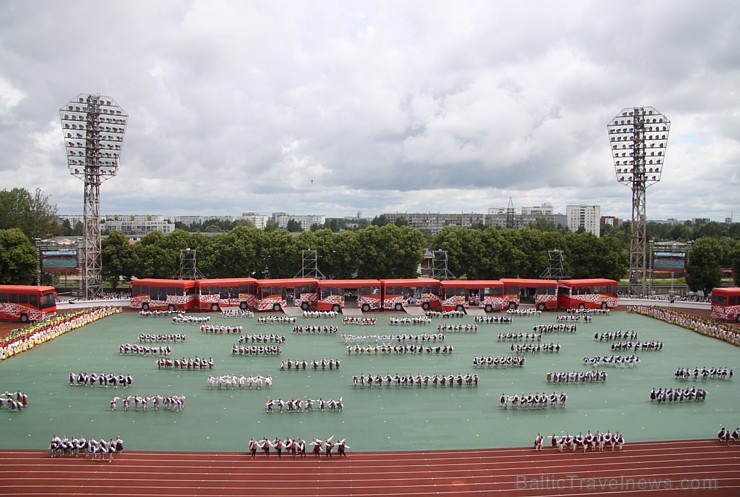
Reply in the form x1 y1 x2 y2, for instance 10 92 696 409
710 287 740 322
129 277 619 313
0 285 57 322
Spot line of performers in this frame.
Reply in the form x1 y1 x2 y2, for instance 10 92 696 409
291 325 338 334
0 391 28 411
675 367 733 381
474 315 513 324
500 392 567 410
249 436 348 458
509 343 560 354
119 343 171 356
497 332 541 342
50 435 124 461
473 356 526 368
342 316 377 325
594 330 638 341
546 370 607 383
232 345 282 356
70 372 132 388
436 324 478 333
346 344 453 355
257 316 296 325
566 308 610 315
507 309 542 316
535 431 623 452
426 310 466 318
156 357 214 369
238 334 286 343
303 310 339 318
390 316 432 325
610 340 663 351
717 427 740 445
280 358 341 370
139 333 186 343
342 333 445 344
110 394 185 411
352 372 478 388
532 324 577 333
139 310 178 317
172 314 210 324
650 387 707 402
583 355 640 367
200 324 243 334
222 308 254 318
208 374 272 390
265 397 343 412
555 314 591 322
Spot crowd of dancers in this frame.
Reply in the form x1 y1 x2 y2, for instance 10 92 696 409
474 315 513 324
280 358 341 370
594 330 638 341
257 316 296 324
497 332 541 342
119 343 171 356
232 345 282 356
536 430 623 452
70 372 132 388
50 435 123 461
352 372 478 388
341 333 445 344
139 333 186 343
200 324 243 334
500 392 567 409
156 357 214 368
172 314 210 324
303 311 339 318
222 309 254 318
473 356 526 367
610 340 663 351
583 355 640 367
509 343 560 354
717 427 740 445
426 310 466 318
532 323 577 333
0 391 27 411
342 316 376 325
138 310 178 317
436 324 478 333
555 314 591 322
390 316 432 325
546 370 607 383
291 325 338 334
507 309 542 316
346 344 453 355
208 374 272 390
675 367 733 381
248 436 348 458
238 334 286 343
110 394 185 412
650 387 707 402
265 397 343 412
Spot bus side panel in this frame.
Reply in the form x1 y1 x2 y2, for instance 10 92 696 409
359 295 382 310
711 304 740 322
317 295 343 312
535 294 558 310
479 296 505 312
0 303 47 322
441 295 468 311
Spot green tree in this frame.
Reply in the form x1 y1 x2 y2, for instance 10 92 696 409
286 219 303 233
0 228 38 284
370 214 390 227
0 187 61 239
102 231 138 289
356 225 425 278
686 237 724 296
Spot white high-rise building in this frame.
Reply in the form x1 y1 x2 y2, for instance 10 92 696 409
566 205 601 236
241 212 268 230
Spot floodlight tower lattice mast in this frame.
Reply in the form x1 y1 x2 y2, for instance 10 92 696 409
60 94 128 299
607 106 670 296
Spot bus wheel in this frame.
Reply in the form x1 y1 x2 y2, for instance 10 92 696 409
301 302 309 311
332 304 341 313
508 302 517 310
578 303 585 310
362 304 370 313
395 303 403 312
272 303 281 312
142 303 150 311
211 304 219 312
484 304 492 313
20 314 29 323
422 302 430 311
537 303 546 312
601 302 608 310
239 302 248 310
168 305 176 312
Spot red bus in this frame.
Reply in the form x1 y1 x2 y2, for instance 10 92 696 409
316 279 382 312
499 278 559 311
710 287 740 322
196 277 259 312
0 285 57 322
557 278 618 310
439 280 504 312
130 279 197 312
380 278 441 311
256 278 318 312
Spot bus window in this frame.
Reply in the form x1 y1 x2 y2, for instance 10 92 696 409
712 295 727 305
18 294 28 305
29 295 38 307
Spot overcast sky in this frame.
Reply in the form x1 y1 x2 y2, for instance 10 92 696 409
1 0 738 222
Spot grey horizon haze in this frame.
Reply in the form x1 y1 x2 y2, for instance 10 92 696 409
0 0 738 222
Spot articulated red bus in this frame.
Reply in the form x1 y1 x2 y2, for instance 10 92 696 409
256 278 318 312
130 279 197 312
557 278 618 310
499 278 559 311
439 280 504 312
316 279 382 312
710 287 740 322
196 278 258 312
0 285 57 322
380 278 441 311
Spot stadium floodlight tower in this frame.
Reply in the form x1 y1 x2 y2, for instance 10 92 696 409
60 94 128 299
607 106 670 296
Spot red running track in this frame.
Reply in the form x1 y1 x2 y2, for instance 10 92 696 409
1 439 738 497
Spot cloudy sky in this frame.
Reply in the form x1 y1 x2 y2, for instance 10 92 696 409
1 0 738 222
